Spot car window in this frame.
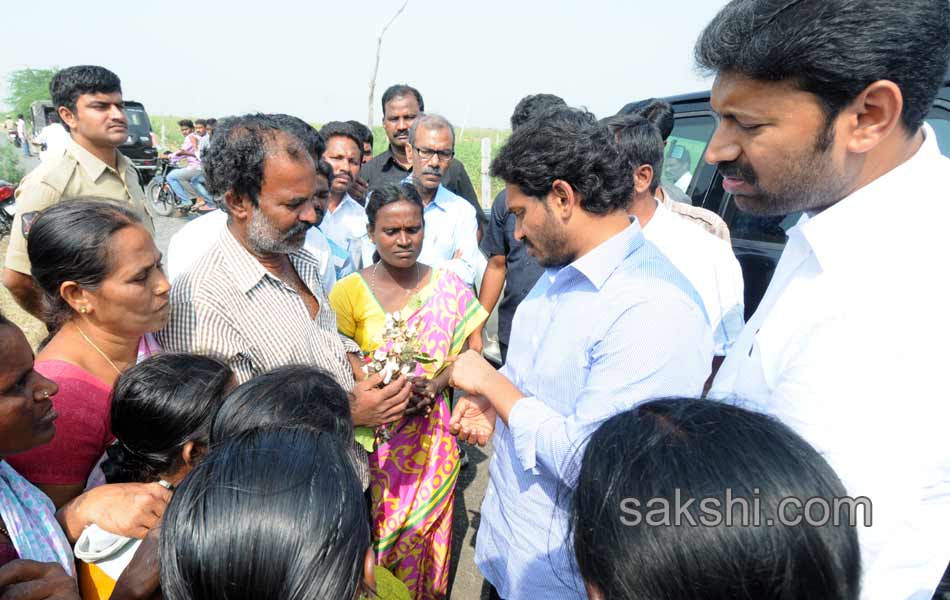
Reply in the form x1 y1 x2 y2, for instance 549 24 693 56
124 107 151 136
662 115 717 194
925 107 950 157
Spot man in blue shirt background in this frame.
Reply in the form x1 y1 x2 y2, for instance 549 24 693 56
403 114 481 285
447 106 713 599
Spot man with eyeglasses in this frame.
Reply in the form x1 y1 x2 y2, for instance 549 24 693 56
401 113 480 286
360 84 481 215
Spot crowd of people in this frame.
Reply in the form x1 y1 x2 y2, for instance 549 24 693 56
1 0 949 599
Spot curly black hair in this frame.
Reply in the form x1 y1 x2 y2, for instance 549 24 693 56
319 121 364 161
510 93 566 131
202 113 313 207
49 65 121 113
267 114 325 161
491 106 632 215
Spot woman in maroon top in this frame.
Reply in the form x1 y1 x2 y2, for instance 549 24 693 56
0 313 62 569
6 199 170 508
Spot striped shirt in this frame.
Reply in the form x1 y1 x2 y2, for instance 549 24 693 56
475 222 714 599
157 226 358 387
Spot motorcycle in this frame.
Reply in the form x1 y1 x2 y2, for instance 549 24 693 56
145 157 192 217
0 179 16 239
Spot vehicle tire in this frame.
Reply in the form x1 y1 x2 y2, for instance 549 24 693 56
145 178 176 217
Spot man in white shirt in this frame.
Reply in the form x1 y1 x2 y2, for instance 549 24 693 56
34 116 70 162
402 114 479 285
15 114 30 157
664 144 692 192
604 113 745 362
318 121 372 279
697 1 950 598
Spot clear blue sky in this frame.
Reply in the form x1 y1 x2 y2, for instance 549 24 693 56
2 0 728 129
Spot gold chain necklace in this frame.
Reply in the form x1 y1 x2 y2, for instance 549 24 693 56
75 324 123 376
371 262 421 299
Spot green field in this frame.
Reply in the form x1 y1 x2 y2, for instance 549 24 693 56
150 115 510 205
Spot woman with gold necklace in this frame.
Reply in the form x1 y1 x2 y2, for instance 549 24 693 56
6 199 169 508
330 183 487 600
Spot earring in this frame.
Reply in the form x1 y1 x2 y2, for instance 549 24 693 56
79 307 88 314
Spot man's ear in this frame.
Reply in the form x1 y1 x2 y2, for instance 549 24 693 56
404 143 415 163
181 441 202 467
549 179 578 220
224 190 252 220
633 164 654 195
844 79 904 155
58 106 77 130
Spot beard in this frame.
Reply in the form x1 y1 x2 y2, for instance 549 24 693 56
721 122 848 217
524 206 574 268
247 207 309 254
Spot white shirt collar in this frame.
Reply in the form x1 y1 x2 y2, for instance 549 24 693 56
793 123 942 275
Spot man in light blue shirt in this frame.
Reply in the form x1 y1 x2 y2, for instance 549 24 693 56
403 114 480 285
447 106 713 599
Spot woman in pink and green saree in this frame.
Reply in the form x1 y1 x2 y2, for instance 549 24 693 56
329 183 487 600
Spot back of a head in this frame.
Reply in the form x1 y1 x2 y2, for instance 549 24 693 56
49 65 121 113
510 93 568 131
27 198 141 330
695 0 950 132
491 105 632 215
201 113 312 206
381 83 424 113
103 353 233 484
602 113 665 193
210 365 353 444
618 98 675 141
571 397 861 600
160 427 371 600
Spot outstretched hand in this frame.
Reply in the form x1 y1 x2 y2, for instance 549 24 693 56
447 350 497 396
449 395 496 447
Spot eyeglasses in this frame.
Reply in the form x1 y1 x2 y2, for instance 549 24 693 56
413 146 454 161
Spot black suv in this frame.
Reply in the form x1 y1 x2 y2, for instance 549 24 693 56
29 100 158 185
642 78 950 319
119 101 159 184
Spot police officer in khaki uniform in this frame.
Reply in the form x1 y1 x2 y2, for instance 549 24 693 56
3 65 153 319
